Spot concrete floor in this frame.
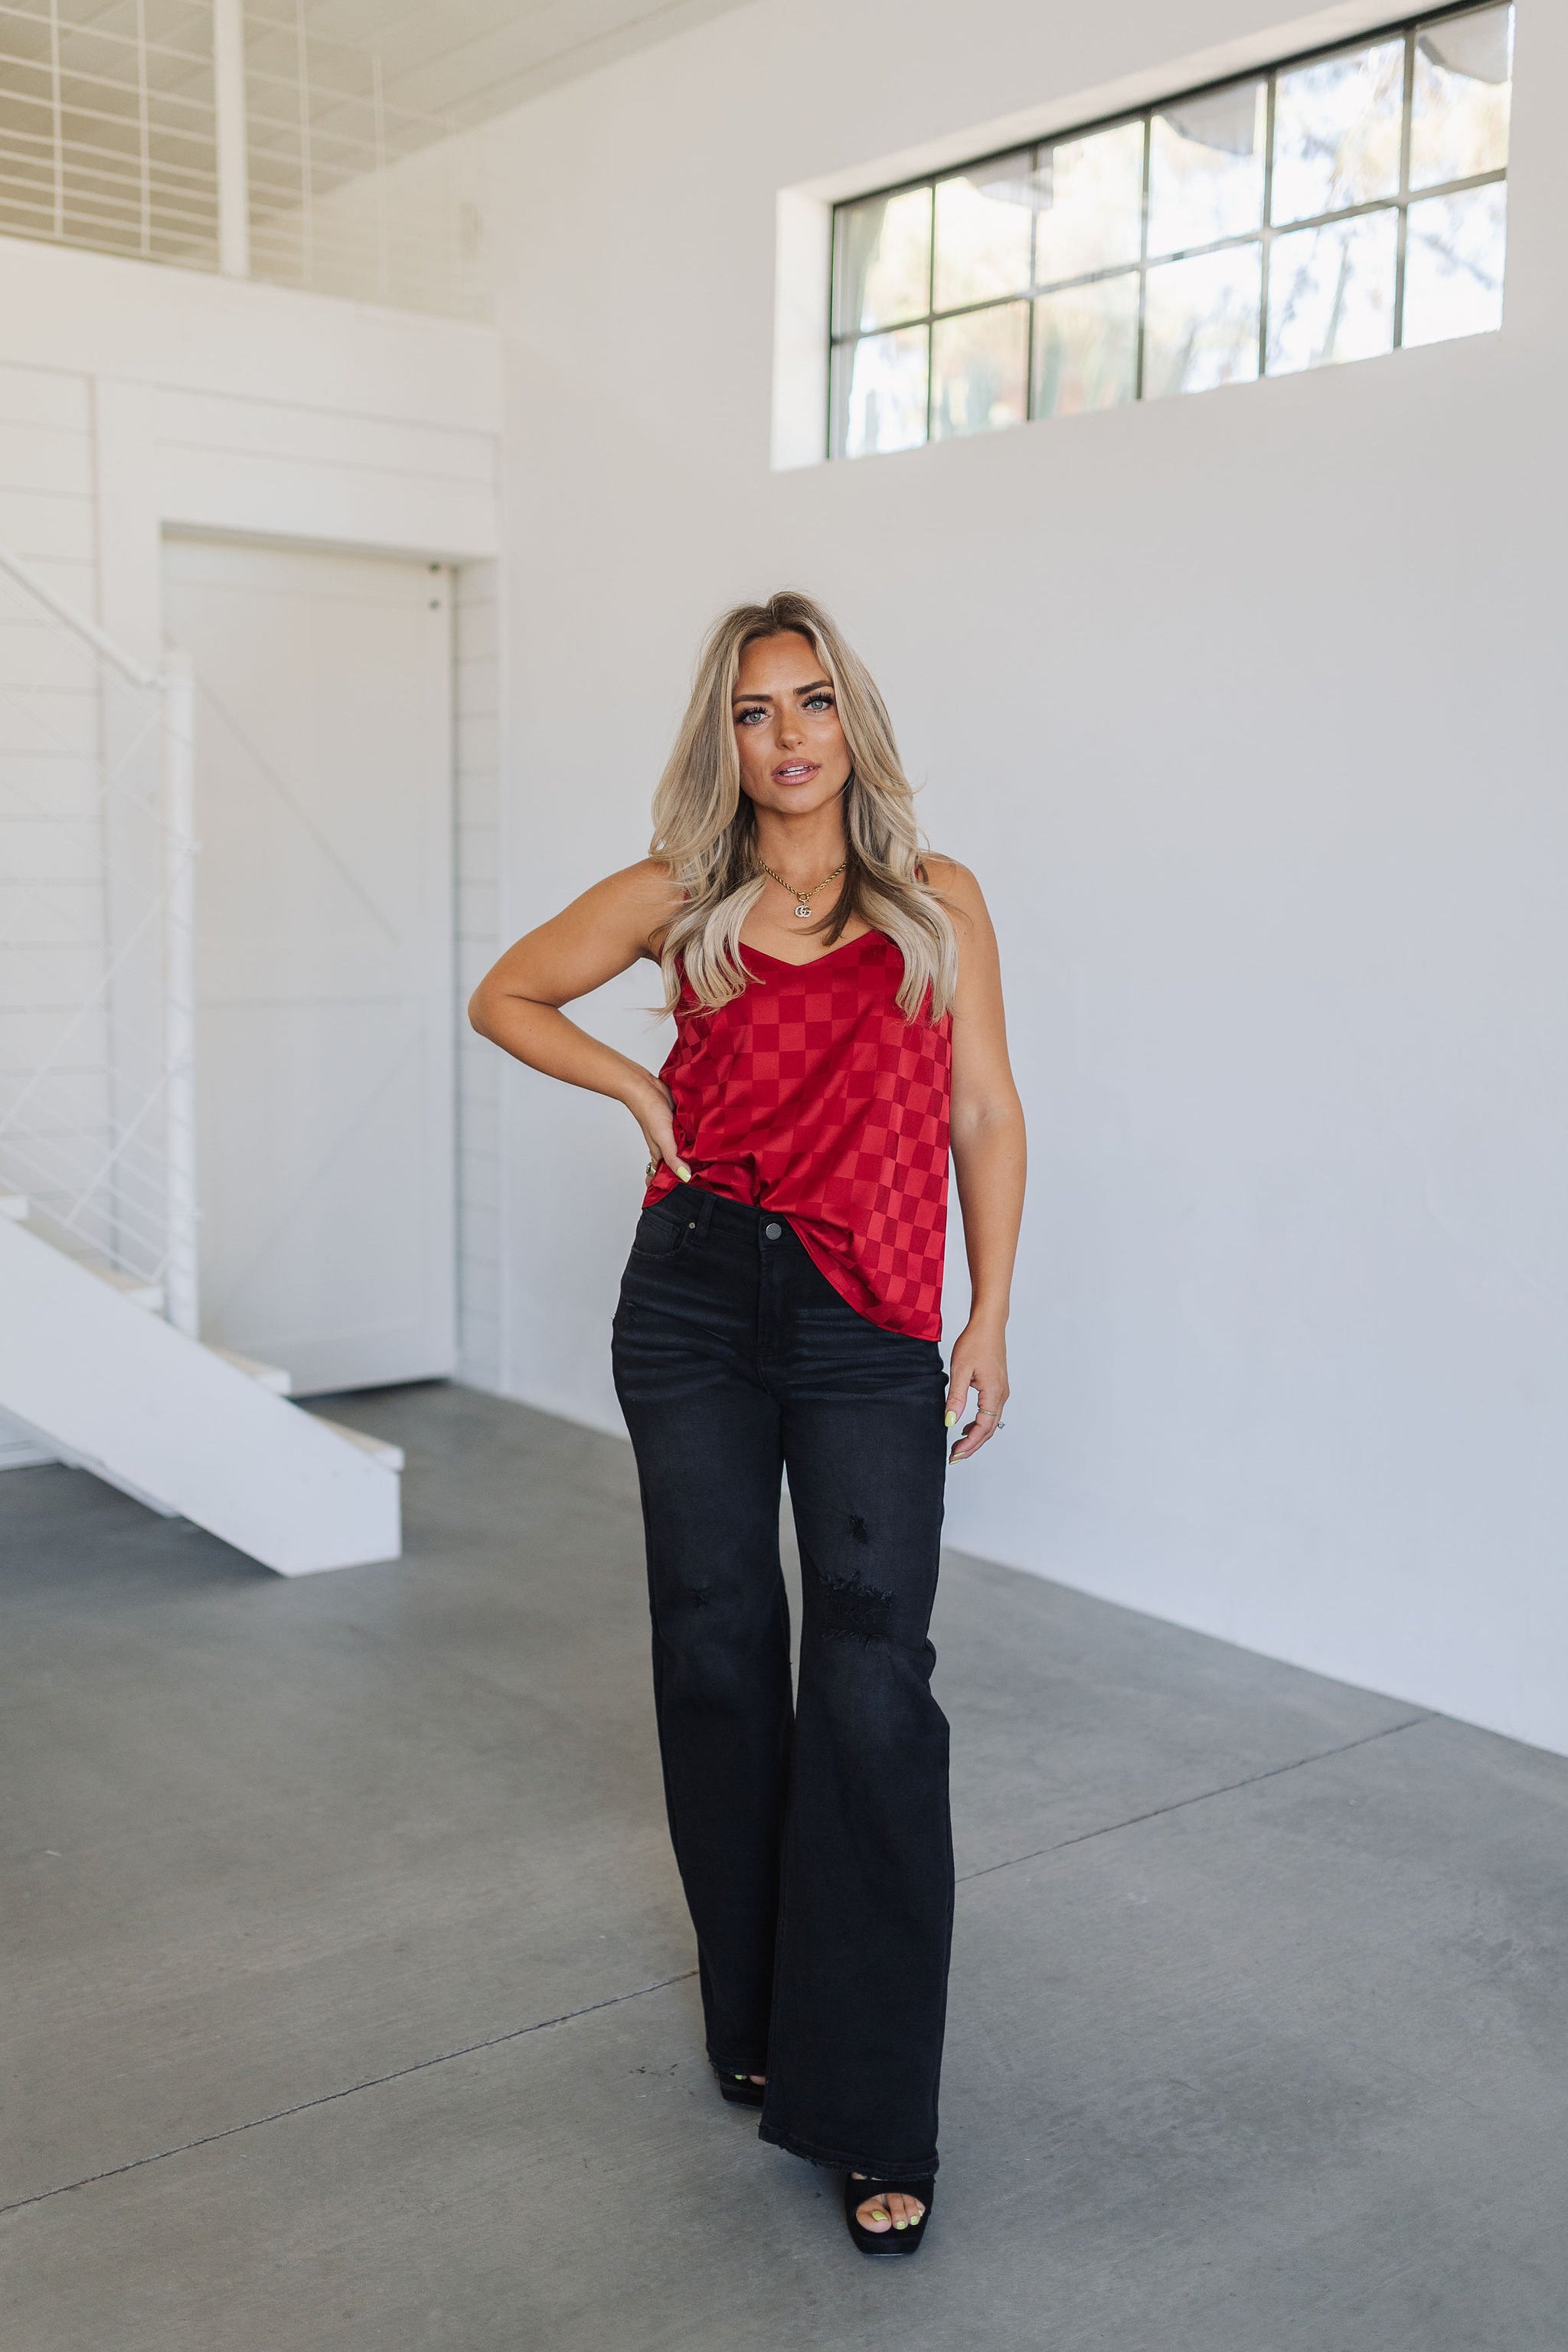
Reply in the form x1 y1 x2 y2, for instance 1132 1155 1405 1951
2 1384 1566 2350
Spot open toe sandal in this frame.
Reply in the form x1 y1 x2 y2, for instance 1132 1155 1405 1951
844 2172 935 2258
713 2067 766 2109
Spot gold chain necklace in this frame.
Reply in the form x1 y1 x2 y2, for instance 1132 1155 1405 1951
756 858 847 919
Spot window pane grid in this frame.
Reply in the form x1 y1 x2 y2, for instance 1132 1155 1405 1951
1135 115 1151 402
1258 73 1278 377
829 2 1511 457
1394 25 1419 343
924 168 937 444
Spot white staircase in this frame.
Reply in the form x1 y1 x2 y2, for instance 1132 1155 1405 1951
0 1193 401 1573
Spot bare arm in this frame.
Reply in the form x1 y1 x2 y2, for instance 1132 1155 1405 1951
926 858 1027 1463
467 859 691 1180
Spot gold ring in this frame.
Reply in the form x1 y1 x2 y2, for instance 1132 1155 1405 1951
645 1159 659 1180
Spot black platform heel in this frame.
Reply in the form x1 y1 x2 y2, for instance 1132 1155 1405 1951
844 2171 935 2258
713 2066 766 2109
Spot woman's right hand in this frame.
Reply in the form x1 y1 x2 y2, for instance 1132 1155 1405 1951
626 1073 691 1184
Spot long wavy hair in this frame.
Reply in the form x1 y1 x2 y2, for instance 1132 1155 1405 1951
651 591 958 1022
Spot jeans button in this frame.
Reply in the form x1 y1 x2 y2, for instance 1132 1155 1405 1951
763 1221 783 1241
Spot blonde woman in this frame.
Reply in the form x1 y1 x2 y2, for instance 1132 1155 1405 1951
470 592 1025 2256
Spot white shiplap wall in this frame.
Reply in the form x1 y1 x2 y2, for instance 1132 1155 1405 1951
155 387 500 558
0 360 102 1465
0 238 505 1455
0 360 96 602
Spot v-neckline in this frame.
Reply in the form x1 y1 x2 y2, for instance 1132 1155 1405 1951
740 928 885 974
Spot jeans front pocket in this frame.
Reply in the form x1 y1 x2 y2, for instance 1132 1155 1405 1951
629 1201 694 1259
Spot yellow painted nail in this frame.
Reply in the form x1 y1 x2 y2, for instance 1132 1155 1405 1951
676 1164 691 1181
943 1410 956 1428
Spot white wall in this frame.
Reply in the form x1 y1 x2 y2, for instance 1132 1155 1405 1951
0 236 507 1446
453 558 511 1391
462 0 1568 1755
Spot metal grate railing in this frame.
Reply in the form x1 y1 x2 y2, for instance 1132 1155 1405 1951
0 0 487 317
0 0 219 269
0 544 198 1333
243 5 488 318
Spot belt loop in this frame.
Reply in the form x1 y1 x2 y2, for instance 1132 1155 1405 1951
690 1185 715 1241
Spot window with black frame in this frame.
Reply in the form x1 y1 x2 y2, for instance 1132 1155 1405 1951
828 2 1514 459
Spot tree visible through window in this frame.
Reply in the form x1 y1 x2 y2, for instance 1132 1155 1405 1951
829 3 1514 458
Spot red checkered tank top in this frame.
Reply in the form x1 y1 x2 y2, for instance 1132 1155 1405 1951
642 928 952 1340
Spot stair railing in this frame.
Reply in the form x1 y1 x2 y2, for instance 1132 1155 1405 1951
0 545 198 1338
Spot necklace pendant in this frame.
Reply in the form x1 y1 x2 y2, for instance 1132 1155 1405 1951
794 902 812 919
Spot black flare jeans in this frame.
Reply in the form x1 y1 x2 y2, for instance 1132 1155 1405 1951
611 1183 954 2178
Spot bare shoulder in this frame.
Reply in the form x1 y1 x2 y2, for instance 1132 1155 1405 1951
920 854 994 936
583 856 686 958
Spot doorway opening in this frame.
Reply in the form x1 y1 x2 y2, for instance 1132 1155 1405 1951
164 537 464 1396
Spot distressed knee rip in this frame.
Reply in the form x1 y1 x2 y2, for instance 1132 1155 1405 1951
818 1560 895 1643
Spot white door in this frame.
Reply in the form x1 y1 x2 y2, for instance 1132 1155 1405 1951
163 540 456 1396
